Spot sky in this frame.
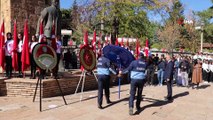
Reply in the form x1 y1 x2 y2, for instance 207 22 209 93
60 0 212 12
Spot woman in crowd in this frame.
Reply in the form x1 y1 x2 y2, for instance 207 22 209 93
192 59 202 89
30 35 38 79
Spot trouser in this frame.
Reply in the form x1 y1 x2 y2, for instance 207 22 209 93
166 79 172 99
181 71 188 86
157 69 164 85
129 79 145 109
53 53 61 77
5 56 12 77
30 54 36 78
210 71 213 82
17 52 22 75
98 75 110 106
203 70 209 82
147 69 154 85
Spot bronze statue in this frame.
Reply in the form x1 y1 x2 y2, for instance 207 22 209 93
36 0 61 38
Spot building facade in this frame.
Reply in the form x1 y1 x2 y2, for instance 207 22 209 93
0 0 59 36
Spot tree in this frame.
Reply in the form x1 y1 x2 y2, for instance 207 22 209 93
82 0 160 44
157 0 184 52
197 1 213 44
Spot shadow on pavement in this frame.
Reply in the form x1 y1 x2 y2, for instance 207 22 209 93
134 91 189 115
103 97 129 109
197 84 210 89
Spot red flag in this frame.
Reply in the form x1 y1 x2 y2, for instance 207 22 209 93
21 20 30 72
115 37 118 46
84 30 88 46
0 21 5 70
12 20 18 71
38 21 44 43
51 23 57 50
121 37 124 47
92 30 96 53
135 39 140 60
145 39 149 57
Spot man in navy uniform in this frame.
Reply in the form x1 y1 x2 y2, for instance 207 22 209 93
97 52 117 109
163 54 174 101
119 53 147 115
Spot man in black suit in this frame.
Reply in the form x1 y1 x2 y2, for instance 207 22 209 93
163 54 174 101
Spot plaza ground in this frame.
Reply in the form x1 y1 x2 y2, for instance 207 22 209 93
0 81 213 120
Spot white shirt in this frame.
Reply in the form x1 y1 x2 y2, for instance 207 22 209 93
56 41 62 54
210 64 213 72
202 63 210 72
18 40 23 53
30 42 38 53
5 40 14 56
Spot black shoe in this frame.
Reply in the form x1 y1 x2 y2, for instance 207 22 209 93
129 107 133 115
164 96 173 101
98 105 103 109
107 100 112 104
136 106 141 111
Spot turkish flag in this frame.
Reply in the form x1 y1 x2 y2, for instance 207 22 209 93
145 39 149 57
38 21 44 43
92 30 96 53
84 30 88 46
115 37 118 46
51 23 57 50
0 21 5 70
120 37 124 47
135 39 140 60
12 20 18 71
21 20 30 72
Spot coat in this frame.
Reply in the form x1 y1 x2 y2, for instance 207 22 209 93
192 64 202 84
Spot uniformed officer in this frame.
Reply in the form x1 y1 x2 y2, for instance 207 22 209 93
119 53 147 115
97 52 117 109
5 32 14 78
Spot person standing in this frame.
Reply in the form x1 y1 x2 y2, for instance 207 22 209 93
119 53 147 115
5 32 14 78
97 52 117 109
163 54 174 101
191 59 203 89
179 57 189 87
30 35 38 79
53 35 62 79
17 33 23 77
209 60 213 83
157 54 166 86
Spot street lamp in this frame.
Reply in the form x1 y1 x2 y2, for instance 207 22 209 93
195 21 204 52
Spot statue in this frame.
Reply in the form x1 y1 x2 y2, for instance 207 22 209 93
36 0 61 38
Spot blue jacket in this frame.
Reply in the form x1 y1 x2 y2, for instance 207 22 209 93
97 56 117 76
163 60 174 80
122 59 147 80
158 60 166 70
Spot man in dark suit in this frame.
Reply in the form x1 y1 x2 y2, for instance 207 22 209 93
163 54 174 101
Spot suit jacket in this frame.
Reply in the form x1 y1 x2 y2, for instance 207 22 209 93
163 60 174 80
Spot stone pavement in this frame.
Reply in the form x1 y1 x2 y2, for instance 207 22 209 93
0 82 213 120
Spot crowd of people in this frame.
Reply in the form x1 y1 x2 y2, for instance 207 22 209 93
3 32 63 79
145 53 213 88
97 50 213 115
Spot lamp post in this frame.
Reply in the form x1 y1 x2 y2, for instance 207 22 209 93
200 22 204 52
195 21 204 53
